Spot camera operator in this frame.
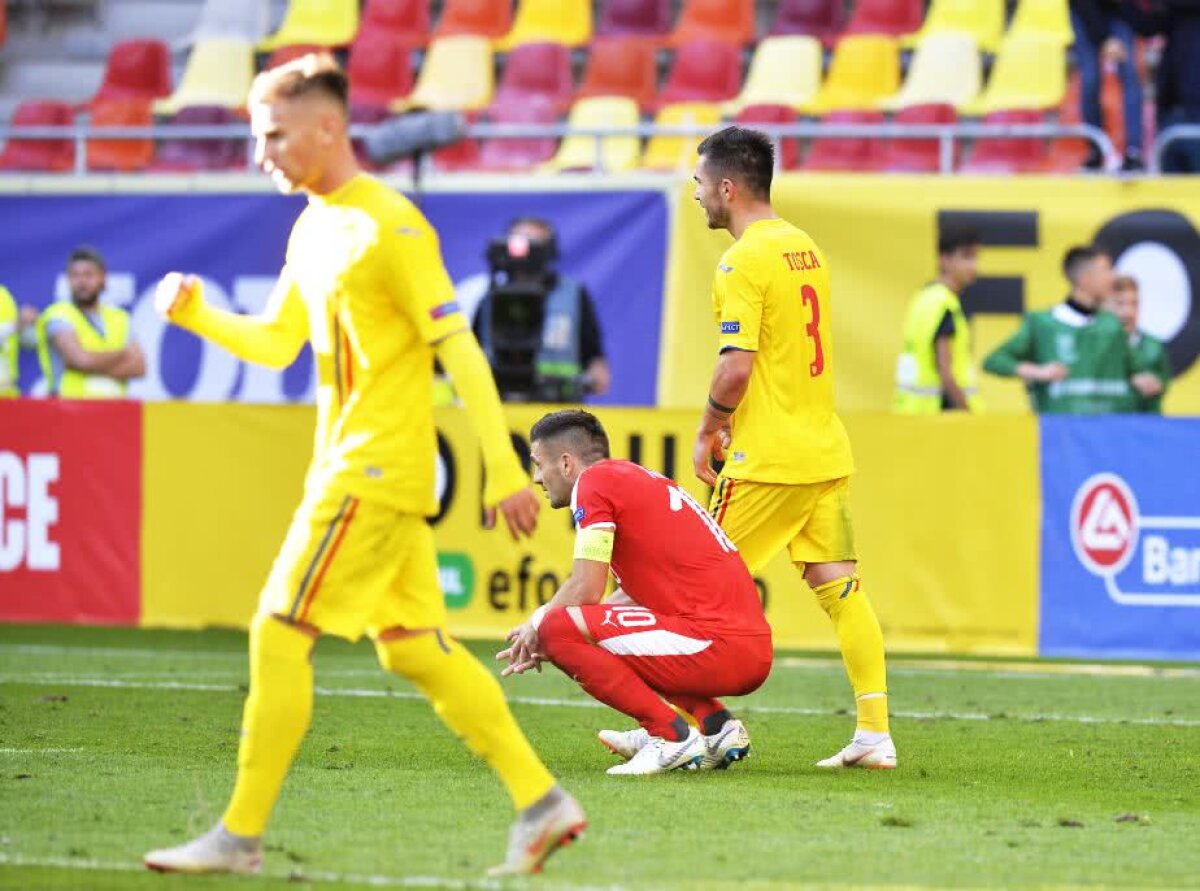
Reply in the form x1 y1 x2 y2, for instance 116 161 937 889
472 217 610 403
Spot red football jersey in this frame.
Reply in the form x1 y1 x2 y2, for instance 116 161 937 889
570 460 768 635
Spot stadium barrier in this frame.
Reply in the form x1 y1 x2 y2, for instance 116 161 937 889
3 400 1197 658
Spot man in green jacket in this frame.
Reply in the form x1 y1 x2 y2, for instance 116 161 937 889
1105 273 1171 412
983 246 1157 413
1 283 38 397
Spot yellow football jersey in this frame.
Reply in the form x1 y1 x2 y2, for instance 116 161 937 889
280 173 468 514
711 217 854 484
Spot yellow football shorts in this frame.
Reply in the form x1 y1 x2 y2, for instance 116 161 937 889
709 475 856 574
258 486 446 640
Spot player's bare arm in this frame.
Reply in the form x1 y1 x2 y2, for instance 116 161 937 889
694 348 754 486
498 558 608 676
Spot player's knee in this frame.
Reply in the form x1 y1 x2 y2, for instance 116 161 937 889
250 612 316 664
372 627 451 677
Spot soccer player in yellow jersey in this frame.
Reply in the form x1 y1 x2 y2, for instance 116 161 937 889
142 54 585 877
691 127 896 769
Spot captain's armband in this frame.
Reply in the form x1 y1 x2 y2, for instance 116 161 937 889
573 526 614 563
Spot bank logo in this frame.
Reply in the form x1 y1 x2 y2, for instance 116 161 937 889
1070 472 1200 607
437 552 475 610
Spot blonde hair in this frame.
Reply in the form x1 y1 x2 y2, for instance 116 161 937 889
249 52 349 112
1114 274 1139 294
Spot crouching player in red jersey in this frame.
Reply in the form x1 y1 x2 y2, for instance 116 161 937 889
498 410 773 776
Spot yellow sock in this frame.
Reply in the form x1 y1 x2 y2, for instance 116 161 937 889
222 614 315 836
375 630 555 811
811 575 889 734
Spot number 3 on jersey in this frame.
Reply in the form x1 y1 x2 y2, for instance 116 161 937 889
800 284 825 377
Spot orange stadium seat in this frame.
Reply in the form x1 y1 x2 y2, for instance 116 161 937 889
479 102 561 171
86 99 155 172
577 38 659 113
0 101 76 172
152 105 245 172
961 109 1050 173
597 0 672 41
669 0 755 47
807 35 900 113
434 0 512 40
881 103 959 172
491 41 575 116
658 39 743 108
89 40 173 107
347 32 415 113
360 0 430 48
844 0 924 39
499 0 592 51
259 0 360 50
734 104 802 169
803 109 886 171
770 0 846 47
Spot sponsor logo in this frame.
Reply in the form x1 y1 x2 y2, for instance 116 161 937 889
429 301 461 320
718 264 734 273
437 552 475 610
720 321 740 335
1070 472 1200 607
572 507 585 525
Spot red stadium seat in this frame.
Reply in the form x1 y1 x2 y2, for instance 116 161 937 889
577 38 659 113
86 99 155 172
658 39 743 108
803 109 886 171
152 105 246 172
264 44 323 69
881 103 958 172
844 0 925 39
347 32 415 113
961 109 1049 173
431 112 483 171
770 0 845 47
479 102 560 170
360 0 430 47
669 0 755 47
597 0 672 41
491 41 574 116
89 40 173 107
734 104 802 169
434 0 512 40
0 101 76 172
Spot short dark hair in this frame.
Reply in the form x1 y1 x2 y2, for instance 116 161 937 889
938 225 981 256
68 245 106 270
696 126 774 200
530 410 610 462
1063 246 1103 283
249 51 349 113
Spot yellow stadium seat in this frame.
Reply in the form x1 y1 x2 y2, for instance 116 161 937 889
1009 0 1074 47
258 0 359 50
399 35 494 112
154 38 255 114
498 0 592 50
543 97 640 173
905 0 1005 52
807 35 899 113
641 102 723 171
882 33 981 110
725 36 822 115
966 34 1068 114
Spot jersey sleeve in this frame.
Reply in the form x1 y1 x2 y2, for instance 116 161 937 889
715 264 763 353
382 218 468 345
571 468 616 530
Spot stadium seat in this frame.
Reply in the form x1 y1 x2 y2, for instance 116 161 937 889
844 0 924 39
1008 0 1074 46
347 32 415 113
808 36 900 113
86 99 155 172
880 103 959 172
360 0 431 48
434 0 512 40
179 0 271 46
961 109 1049 173
491 41 575 116
152 105 245 171
498 0 592 51
431 112 483 171
155 38 255 114
770 0 845 47
577 38 659 113
259 0 360 50
966 34 1067 115
596 0 672 41
669 0 755 47
543 96 640 172
0 101 76 172
641 102 722 171
734 104 802 169
906 0 1006 52
882 33 981 111
401 35 494 112
264 44 323 70
478 102 561 171
803 109 886 171
88 40 173 107
658 39 744 109
726 36 822 114
1045 69 1125 170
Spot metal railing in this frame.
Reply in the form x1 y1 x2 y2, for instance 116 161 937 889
1152 124 1200 174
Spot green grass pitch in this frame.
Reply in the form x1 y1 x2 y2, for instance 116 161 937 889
1 624 1198 890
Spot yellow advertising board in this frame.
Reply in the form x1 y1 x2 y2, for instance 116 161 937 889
660 175 1200 415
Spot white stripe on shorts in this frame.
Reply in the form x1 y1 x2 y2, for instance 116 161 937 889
599 630 713 657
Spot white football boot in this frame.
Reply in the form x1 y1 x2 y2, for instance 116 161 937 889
487 786 587 876
815 734 898 770
597 726 650 761
607 727 704 776
699 719 752 770
143 823 262 875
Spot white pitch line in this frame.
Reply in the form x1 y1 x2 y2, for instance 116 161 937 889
2 674 1198 728
0 747 83 754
